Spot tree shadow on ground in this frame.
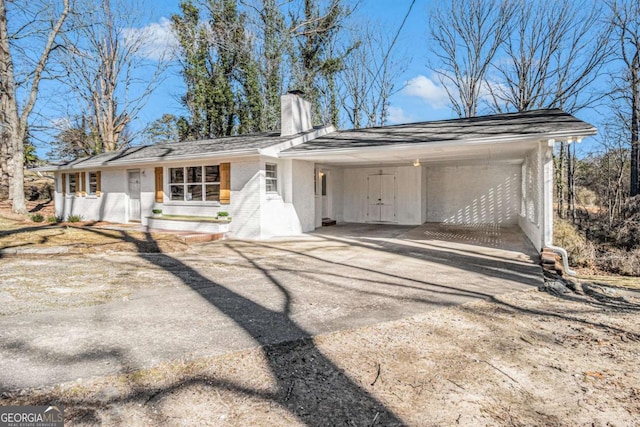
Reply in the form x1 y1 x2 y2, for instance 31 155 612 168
69 228 406 426
315 234 542 287
5 224 639 425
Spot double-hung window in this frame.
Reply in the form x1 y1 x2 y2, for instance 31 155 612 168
68 173 77 194
88 172 99 195
265 163 278 193
169 165 220 202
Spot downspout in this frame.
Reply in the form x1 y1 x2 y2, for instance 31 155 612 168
543 244 577 276
543 137 581 277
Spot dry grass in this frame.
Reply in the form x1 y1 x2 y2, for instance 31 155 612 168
553 219 596 267
554 217 640 276
578 273 640 290
0 220 188 254
0 204 188 254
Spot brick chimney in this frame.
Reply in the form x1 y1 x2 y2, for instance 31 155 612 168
280 90 313 136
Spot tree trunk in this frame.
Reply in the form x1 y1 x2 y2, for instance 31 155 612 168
0 0 68 213
631 56 639 196
0 0 25 213
0 92 10 200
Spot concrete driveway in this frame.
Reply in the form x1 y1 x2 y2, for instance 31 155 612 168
0 223 542 391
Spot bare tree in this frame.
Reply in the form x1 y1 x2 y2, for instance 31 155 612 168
60 0 168 154
0 0 69 213
596 119 631 223
482 0 611 219
340 27 408 129
428 0 514 118
609 0 640 196
487 0 610 114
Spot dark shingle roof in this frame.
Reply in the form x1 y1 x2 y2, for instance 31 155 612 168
283 109 596 153
42 110 595 170
46 131 292 169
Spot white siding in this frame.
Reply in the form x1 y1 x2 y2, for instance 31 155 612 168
426 164 521 224
55 169 131 223
421 165 428 222
228 159 261 239
519 146 542 248
342 166 423 225
259 157 313 238
331 168 344 223
292 160 316 232
53 159 265 238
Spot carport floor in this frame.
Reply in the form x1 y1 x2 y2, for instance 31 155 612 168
399 223 540 257
313 222 539 261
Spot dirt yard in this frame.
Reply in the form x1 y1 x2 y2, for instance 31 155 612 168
1 203 639 426
1 284 638 426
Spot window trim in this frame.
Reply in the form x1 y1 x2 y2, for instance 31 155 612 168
87 171 101 196
168 165 221 202
67 172 77 196
265 163 278 194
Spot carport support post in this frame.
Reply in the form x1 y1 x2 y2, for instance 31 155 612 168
542 140 555 249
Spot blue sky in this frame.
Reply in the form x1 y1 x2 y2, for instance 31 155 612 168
31 0 605 158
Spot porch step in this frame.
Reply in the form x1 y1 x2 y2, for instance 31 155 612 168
322 218 337 226
540 247 564 276
181 233 225 244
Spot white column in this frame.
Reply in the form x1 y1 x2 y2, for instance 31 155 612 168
541 140 555 247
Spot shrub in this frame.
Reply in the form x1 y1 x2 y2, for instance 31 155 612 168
152 209 163 215
553 219 595 267
596 248 640 276
575 186 597 207
216 211 229 217
30 213 44 223
46 215 58 223
66 214 83 223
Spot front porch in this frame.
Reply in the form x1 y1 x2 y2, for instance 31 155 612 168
146 214 231 234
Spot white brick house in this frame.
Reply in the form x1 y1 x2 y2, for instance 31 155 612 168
41 92 596 251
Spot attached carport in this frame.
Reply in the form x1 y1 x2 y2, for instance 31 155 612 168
280 109 597 253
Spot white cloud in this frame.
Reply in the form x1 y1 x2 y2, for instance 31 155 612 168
401 75 449 109
386 106 412 124
123 17 178 61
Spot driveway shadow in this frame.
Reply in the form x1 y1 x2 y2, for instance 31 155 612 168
73 228 405 426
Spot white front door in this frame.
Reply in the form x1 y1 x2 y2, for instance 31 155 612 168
380 173 396 222
128 170 141 221
367 174 396 222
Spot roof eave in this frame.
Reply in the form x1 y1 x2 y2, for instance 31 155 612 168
259 125 336 157
278 127 597 159
35 147 262 172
